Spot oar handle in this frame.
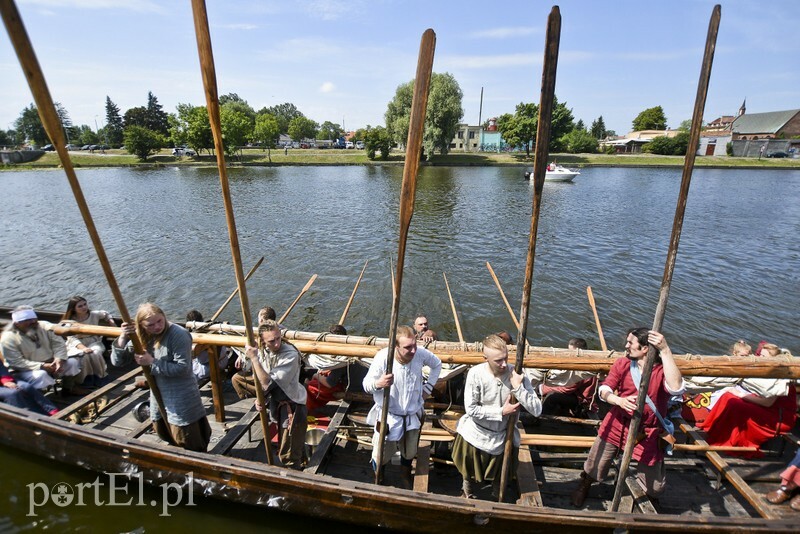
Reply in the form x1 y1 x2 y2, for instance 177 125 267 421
443 272 465 344
339 260 368 325
587 286 607 351
210 256 264 322
278 274 317 324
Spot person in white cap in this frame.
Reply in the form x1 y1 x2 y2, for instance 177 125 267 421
0 305 87 395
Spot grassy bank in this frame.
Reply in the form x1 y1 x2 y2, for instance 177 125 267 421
4 147 800 170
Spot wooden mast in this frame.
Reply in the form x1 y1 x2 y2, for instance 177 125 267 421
498 6 561 502
0 0 169 424
374 29 436 485
610 4 721 511
190 0 273 464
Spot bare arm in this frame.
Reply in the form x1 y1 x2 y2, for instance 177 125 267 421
649 331 683 393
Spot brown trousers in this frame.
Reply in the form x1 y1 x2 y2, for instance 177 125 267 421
154 416 212 453
583 437 666 497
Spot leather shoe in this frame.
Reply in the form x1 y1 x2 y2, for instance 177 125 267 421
790 494 800 511
64 385 92 396
571 471 595 507
766 485 794 504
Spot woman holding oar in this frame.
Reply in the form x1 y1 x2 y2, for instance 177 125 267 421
112 303 211 452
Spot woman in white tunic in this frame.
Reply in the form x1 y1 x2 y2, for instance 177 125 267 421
61 296 114 388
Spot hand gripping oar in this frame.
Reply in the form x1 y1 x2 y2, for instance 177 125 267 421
586 286 608 351
610 5 721 512
278 274 318 325
339 260 369 325
191 0 273 464
374 29 436 485
497 6 561 503
0 1 169 425
210 257 264 322
443 272 465 344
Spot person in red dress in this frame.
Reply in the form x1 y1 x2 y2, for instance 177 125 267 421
571 328 684 507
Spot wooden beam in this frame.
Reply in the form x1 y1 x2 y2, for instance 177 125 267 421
679 419 777 519
413 442 431 493
210 409 260 455
54 366 142 420
623 475 658 515
305 399 351 475
516 423 543 507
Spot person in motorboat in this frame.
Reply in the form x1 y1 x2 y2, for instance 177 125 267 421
112 302 211 452
452 333 542 500
245 319 308 470
61 295 114 388
0 305 87 395
364 325 442 488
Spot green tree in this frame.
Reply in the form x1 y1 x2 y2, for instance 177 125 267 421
384 72 464 156
287 116 318 142
220 107 253 156
253 113 280 161
548 97 576 152
262 103 304 134
590 116 607 139
643 131 690 155
575 119 585 131
123 106 148 128
364 125 392 160
318 121 343 140
123 125 164 161
76 125 99 145
145 91 170 136
632 105 667 131
0 129 12 147
559 128 598 153
105 96 124 147
13 104 47 146
220 94 256 122
496 103 537 156
186 106 213 154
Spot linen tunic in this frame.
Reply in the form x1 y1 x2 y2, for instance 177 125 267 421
65 310 112 356
456 362 542 455
363 345 442 441
256 341 307 405
596 357 684 466
111 324 206 426
1 321 68 372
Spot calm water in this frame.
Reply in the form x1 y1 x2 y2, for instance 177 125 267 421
1 164 798 529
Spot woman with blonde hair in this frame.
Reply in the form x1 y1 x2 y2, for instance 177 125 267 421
111 303 210 452
62 296 114 388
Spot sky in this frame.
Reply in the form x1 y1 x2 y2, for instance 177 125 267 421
2 0 799 137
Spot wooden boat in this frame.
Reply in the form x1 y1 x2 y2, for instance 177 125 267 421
524 163 580 182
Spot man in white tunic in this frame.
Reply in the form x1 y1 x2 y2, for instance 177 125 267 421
453 334 542 499
363 325 442 488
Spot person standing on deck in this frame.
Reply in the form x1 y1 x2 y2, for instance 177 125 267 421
112 303 211 452
453 334 542 499
571 328 683 507
363 325 442 488
245 320 307 470
232 306 280 399
413 314 438 342
1 306 87 395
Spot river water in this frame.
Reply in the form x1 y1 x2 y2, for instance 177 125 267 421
0 164 798 529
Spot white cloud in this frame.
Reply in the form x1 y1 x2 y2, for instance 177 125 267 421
319 82 335 93
220 23 258 31
469 26 538 39
439 53 538 70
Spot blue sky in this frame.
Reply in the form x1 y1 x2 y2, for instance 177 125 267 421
2 0 799 137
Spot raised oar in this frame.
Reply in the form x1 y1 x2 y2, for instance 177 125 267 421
443 272 465 344
586 286 608 351
486 261 533 345
191 0 273 465
610 4 721 512
0 1 169 424
374 29 436 485
210 257 264 322
278 274 318 325
389 255 397 299
339 260 369 325
498 6 561 503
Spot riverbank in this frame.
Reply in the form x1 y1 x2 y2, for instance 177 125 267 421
3 147 800 170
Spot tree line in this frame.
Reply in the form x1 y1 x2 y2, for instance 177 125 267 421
3 75 692 160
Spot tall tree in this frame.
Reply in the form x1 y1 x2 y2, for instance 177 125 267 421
364 125 392 160
575 119 585 131
105 96 124 147
548 97 576 152
496 102 537 156
318 121 343 140
559 128 598 153
253 113 280 161
145 91 170 136
123 106 149 129
220 94 256 122
261 103 304 134
13 104 47 146
287 116 318 142
590 115 607 139
384 71 464 156
632 105 667 131
220 106 253 156
123 124 164 161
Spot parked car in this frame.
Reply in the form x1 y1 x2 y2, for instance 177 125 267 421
172 147 197 157
766 151 788 158
65 144 80 150
355 141 365 150
42 144 54 151
80 145 92 150
345 141 354 149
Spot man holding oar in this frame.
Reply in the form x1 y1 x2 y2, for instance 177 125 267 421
364 325 441 488
453 334 541 499
571 328 684 507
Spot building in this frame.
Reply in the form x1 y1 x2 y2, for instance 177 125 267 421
449 123 481 152
600 129 682 154
731 109 800 140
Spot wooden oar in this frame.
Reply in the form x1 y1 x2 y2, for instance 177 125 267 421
210 256 264 322
389 255 397 299
442 272 464 344
191 0 273 465
610 4 721 511
278 274 318 324
0 1 169 424
486 261 533 346
498 6 561 502
339 260 368 325
586 286 607 351
375 29 436 485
